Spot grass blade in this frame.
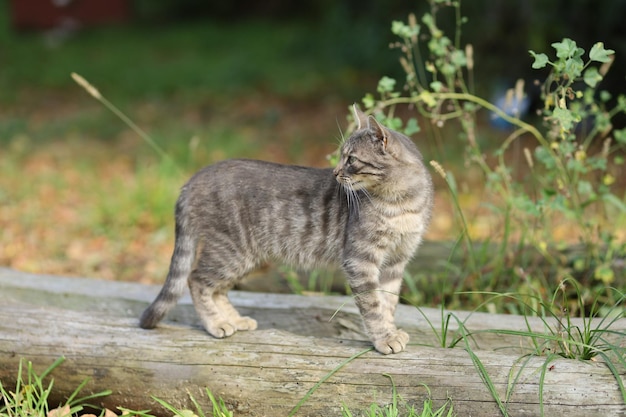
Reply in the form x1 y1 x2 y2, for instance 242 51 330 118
288 347 373 416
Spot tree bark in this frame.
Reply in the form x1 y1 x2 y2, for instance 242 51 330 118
0 268 624 416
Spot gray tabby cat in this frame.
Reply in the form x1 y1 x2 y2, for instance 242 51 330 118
140 106 433 354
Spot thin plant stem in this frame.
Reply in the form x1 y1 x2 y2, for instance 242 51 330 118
70 72 180 173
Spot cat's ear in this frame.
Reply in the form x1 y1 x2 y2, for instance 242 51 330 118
370 116 389 151
352 104 370 130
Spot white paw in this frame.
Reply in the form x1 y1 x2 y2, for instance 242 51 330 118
373 329 409 355
234 316 258 331
206 321 237 338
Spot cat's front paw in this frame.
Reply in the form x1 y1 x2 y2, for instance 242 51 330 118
206 321 237 338
373 329 409 354
205 317 257 338
234 316 258 331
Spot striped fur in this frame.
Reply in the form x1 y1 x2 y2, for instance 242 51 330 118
139 107 433 354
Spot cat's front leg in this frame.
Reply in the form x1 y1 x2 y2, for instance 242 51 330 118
344 259 409 354
379 260 409 323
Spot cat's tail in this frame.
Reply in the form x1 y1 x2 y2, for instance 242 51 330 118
139 214 196 329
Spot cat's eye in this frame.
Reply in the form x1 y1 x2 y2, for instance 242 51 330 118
347 155 357 165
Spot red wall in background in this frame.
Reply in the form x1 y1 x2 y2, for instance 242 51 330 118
10 0 130 30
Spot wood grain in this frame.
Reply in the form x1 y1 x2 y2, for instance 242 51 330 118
0 268 624 416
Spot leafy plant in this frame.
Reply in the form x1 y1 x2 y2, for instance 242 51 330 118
359 0 626 312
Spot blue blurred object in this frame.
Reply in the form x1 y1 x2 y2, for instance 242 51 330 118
490 79 531 129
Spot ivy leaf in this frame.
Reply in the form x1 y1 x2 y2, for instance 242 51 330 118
552 38 583 59
377 76 396 94
563 56 584 79
583 67 603 87
386 117 403 131
450 50 467 68
529 51 549 69
552 107 576 131
430 81 443 92
404 118 421 135
362 93 375 109
391 20 419 39
589 42 615 63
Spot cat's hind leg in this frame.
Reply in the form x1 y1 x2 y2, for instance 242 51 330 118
214 291 257 331
188 275 237 338
188 245 257 338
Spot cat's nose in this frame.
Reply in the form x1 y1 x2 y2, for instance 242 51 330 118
333 167 340 177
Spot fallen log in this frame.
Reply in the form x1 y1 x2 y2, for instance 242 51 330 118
0 268 624 416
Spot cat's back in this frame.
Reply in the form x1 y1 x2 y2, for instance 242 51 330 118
187 159 332 194
179 158 346 266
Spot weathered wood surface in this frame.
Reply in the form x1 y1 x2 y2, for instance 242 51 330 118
0 268 624 417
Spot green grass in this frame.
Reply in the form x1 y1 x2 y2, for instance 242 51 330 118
341 376 455 417
0 356 454 417
0 358 111 417
0 9 373 106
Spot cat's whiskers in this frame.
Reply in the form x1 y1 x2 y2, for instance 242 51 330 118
359 186 373 205
341 177 362 218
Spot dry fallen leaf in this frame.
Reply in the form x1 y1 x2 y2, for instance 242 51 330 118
47 405 71 417
103 408 118 417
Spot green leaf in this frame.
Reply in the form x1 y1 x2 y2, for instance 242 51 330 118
552 38 583 60
450 50 467 68
430 81 443 92
600 90 612 102
422 13 442 38
594 264 615 285
428 36 451 57
391 20 419 39
404 118 420 135
377 76 396 94
529 51 549 69
589 42 615 63
385 116 403 131
602 193 626 212
563 56 585 79
362 93 375 109
616 94 626 112
535 146 557 170
552 107 576 131
583 67 603 87
419 90 437 108
577 180 594 197
614 128 626 145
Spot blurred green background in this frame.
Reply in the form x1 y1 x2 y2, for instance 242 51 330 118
1 0 625 285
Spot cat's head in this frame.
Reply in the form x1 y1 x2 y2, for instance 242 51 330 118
333 105 424 196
